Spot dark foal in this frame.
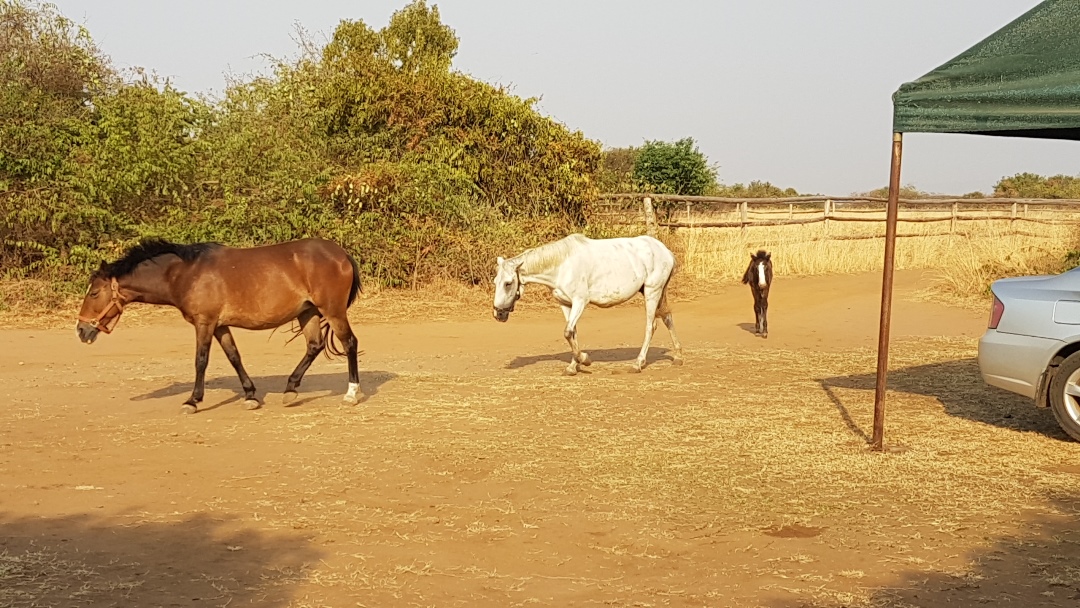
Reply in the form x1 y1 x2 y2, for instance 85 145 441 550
742 250 773 338
77 238 362 413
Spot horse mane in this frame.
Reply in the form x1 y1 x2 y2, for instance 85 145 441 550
516 234 586 275
96 239 221 279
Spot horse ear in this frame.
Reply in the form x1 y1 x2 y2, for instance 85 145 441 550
497 256 505 265
765 253 771 260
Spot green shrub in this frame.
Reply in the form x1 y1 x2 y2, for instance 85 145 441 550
0 0 601 296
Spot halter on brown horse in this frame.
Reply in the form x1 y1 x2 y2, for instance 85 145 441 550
77 238 362 413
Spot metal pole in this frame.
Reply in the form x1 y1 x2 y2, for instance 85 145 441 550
872 132 903 452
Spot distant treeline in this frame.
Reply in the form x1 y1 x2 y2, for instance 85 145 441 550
857 173 1080 200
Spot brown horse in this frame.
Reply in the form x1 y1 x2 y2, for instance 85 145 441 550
742 249 773 338
76 238 362 413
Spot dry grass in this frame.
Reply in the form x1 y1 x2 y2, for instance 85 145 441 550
0 548 122 607
648 209 1080 307
265 337 1080 606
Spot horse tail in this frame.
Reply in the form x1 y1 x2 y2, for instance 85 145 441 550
321 320 346 359
311 250 362 360
345 252 362 308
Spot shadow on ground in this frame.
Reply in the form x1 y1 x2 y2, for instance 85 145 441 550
130 370 398 407
0 511 322 607
766 494 1080 607
738 322 767 336
819 358 1067 442
505 346 672 370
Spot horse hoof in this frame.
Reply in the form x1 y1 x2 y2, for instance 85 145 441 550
244 399 262 411
762 333 768 339
342 394 360 405
282 391 298 405
179 404 197 415
562 367 578 376
628 365 642 374
578 352 592 366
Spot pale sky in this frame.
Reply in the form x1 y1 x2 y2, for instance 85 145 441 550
53 0 1078 196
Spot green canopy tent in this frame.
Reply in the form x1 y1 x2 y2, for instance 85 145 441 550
874 0 1080 450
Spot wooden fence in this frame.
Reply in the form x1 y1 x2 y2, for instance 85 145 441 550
592 193 1080 236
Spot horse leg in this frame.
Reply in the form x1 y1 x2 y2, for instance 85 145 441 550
561 300 589 376
656 287 683 365
214 326 260 410
182 322 215 414
325 314 361 404
633 289 662 373
753 290 763 335
761 293 769 339
283 309 325 405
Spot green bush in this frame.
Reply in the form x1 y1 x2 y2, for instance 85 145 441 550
632 138 716 196
994 172 1080 199
0 0 601 294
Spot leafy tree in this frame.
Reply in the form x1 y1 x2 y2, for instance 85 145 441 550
1 0 115 273
382 0 457 74
596 146 639 193
1 0 602 292
713 180 798 198
994 172 1080 198
856 184 931 199
632 138 716 196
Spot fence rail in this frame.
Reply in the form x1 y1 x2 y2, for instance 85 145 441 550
591 194 1080 235
596 193 1080 206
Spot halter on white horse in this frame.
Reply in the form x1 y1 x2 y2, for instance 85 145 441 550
493 234 683 374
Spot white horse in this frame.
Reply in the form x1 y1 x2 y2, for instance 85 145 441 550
493 234 683 374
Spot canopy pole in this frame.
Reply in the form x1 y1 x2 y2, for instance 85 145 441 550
872 132 903 452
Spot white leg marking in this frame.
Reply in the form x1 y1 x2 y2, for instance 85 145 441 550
757 262 767 288
345 382 360 401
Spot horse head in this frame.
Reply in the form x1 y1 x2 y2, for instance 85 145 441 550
77 271 125 343
742 250 772 289
492 256 524 322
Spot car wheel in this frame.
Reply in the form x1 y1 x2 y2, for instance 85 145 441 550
1048 352 1080 442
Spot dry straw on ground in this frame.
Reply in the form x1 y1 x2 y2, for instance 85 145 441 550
6 337 1079 606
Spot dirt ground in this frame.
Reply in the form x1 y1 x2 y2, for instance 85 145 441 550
3 270 1080 607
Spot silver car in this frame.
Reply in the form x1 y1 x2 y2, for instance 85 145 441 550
978 268 1080 441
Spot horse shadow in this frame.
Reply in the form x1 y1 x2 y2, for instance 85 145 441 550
818 358 1069 442
737 322 760 335
130 370 398 410
506 346 673 370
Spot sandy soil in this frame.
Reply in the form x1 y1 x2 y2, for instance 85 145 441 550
3 270 1079 607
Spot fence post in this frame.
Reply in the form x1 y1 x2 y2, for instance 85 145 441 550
740 201 748 235
1011 201 1018 232
824 199 832 237
950 201 958 234
788 203 793 220
1024 203 1029 217
643 196 657 237
686 201 692 226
